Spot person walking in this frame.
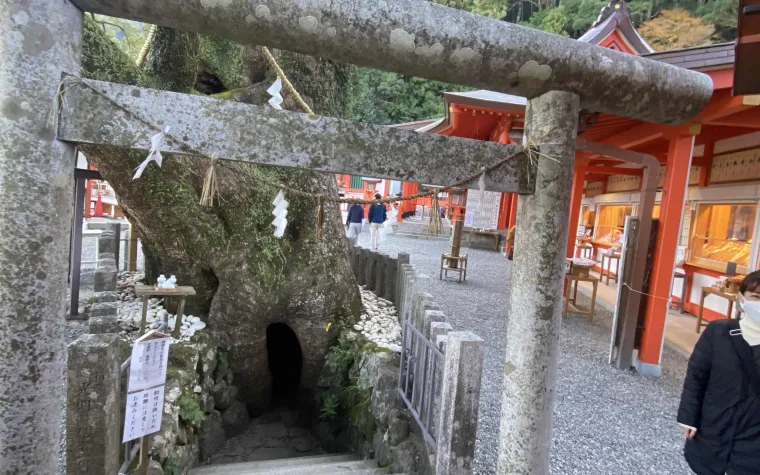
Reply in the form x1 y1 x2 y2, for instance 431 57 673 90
367 193 387 252
345 202 364 246
678 271 760 475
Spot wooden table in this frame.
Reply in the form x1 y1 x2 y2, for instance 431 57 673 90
601 252 621 285
564 274 599 322
696 286 742 334
135 284 196 338
467 230 500 251
440 253 468 283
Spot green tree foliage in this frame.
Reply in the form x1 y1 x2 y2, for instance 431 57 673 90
350 68 469 125
89 14 148 62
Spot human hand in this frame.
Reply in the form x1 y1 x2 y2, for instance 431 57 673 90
682 427 696 439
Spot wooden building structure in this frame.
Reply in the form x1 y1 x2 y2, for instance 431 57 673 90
392 0 760 374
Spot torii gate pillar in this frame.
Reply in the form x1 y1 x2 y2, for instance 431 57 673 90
498 90 580 474
0 2 82 473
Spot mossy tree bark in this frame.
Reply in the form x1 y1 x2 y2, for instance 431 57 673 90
81 18 361 410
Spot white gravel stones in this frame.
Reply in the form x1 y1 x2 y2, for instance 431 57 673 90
116 271 208 342
356 286 402 351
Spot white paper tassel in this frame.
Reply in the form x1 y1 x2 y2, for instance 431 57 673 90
133 126 170 180
271 189 289 238
267 77 284 111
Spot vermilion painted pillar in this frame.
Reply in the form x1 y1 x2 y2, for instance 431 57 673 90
566 164 586 258
637 135 694 376
508 193 518 230
498 193 511 230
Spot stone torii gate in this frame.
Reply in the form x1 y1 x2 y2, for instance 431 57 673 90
0 1 711 474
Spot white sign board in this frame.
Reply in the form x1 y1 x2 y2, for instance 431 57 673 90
464 211 474 227
127 335 171 392
123 385 165 442
123 331 171 442
464 191 500 230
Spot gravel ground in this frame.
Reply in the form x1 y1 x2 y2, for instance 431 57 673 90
357 231 692 475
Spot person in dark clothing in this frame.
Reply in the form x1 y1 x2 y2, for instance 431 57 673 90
345 203 364 246
678 271 760 475
367 193 387 251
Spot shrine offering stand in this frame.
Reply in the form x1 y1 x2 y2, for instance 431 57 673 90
601 252 621 285
135 284 196 338
696 286 742 333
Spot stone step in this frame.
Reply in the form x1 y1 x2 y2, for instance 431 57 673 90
394 232 450 241
189 455 385 475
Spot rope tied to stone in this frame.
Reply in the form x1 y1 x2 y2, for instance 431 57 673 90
135 25 158 68
54 76 544 237
260 46 315 116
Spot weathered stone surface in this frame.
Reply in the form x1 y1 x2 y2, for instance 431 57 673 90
221 401 250 438
357 352 393 391
94 266 118 293
73 0 711 124
212 381 238 411
198 410 226 461
171 440 199 472
389 416 410 446
392 439 423 475
66 334 121 475
89 315 121 334
437 332 485 475
373 428 391 467
90 301 119 317
60 79 532 193
0 7 82 469
371 366 402 426
93 290 119 303
498 91 580 474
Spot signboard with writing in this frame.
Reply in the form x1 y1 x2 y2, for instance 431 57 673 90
123 385 165 443
127 334 171 392
464 191 500 230
123 331 170 442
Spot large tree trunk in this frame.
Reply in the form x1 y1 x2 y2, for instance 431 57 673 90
81 18 361 411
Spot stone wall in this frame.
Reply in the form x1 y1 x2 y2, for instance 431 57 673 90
66 331 248 475
321 247 485 475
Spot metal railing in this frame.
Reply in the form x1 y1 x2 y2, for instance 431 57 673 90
397 320 443 447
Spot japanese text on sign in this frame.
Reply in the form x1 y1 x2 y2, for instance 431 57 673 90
122 385 165 442
127 336 170 392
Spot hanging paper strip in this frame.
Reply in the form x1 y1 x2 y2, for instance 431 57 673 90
133 126 170 180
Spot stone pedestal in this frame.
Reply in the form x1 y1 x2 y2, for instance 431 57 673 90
66 333 121 475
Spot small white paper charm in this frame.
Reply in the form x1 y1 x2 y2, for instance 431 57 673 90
267 77 284 111
133 126 170 180
271 190 289 238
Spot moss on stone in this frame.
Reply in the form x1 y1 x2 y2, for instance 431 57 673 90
198 36 245 91
81 16 145 85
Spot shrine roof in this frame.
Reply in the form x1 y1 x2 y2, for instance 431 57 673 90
578 8 654 54
641 43 735 71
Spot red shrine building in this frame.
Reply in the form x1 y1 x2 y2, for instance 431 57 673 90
352 0 760 375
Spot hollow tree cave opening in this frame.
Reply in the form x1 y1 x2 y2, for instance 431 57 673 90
266 323 303 408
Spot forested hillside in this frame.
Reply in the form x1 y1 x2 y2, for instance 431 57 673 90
349 0 739 125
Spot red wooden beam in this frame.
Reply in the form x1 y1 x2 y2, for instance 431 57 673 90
585 166 644 176
705 106 760 128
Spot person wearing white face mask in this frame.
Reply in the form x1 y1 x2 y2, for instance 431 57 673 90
677 271 760 475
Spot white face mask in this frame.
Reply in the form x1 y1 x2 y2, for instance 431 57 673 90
741 300 760 324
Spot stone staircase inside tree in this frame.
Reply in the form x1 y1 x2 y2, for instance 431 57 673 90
189 453 398 475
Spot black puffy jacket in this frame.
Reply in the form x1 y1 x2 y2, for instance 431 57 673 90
678 319 760 475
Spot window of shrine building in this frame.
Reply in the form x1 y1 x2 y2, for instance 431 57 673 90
688 202 758 274
593 204 633 245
